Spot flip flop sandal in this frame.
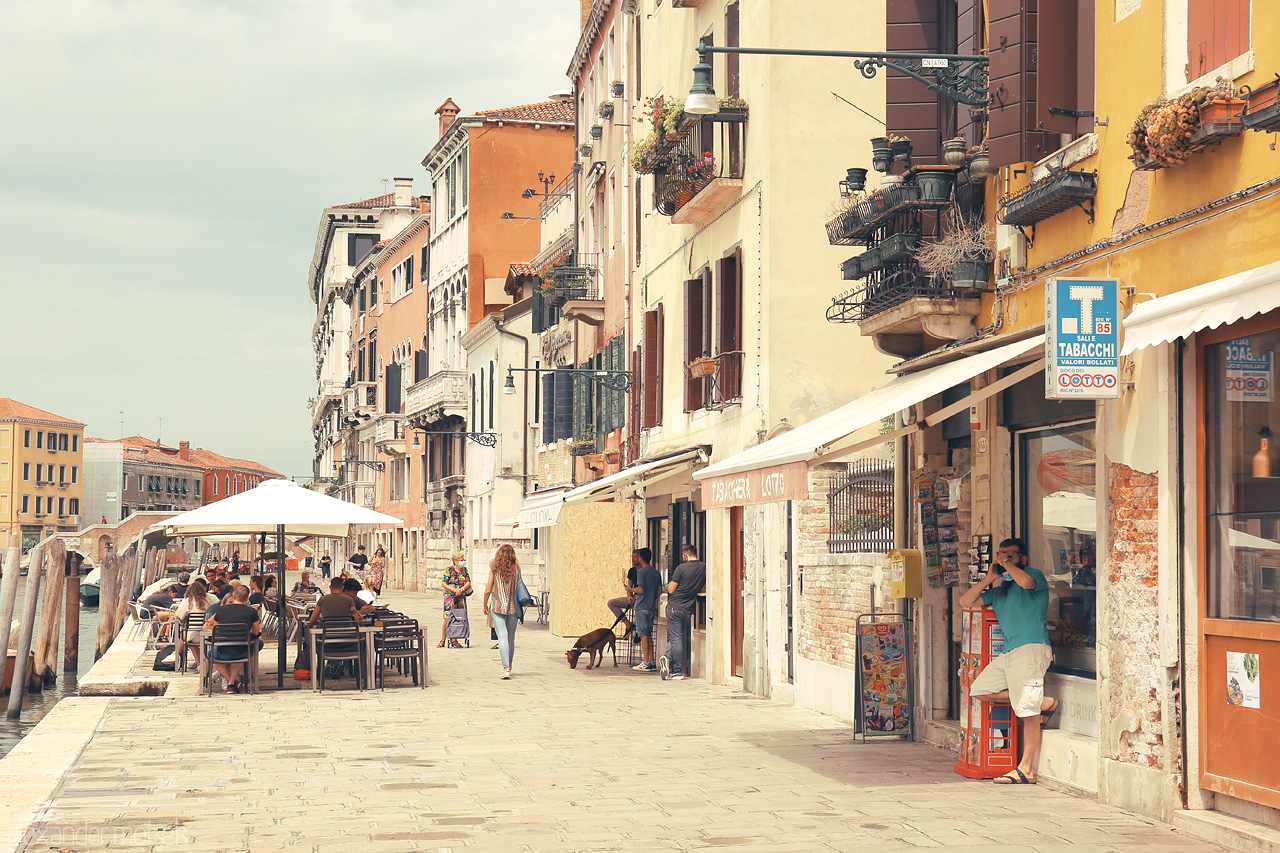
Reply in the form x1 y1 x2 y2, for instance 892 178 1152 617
1041 697 1061 723
993 769 1035 784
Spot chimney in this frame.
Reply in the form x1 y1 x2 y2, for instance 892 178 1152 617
435 98 461 138
393 177 412 207
581 0 593 28
179 440 190 461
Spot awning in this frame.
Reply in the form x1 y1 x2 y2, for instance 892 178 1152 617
1122 259 1280 355
695 335 1046 507
514 489 569 529
513 450 705 528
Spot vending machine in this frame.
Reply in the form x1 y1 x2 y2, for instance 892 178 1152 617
954 605 1019 779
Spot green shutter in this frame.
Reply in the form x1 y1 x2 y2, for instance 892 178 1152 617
573 371 589 444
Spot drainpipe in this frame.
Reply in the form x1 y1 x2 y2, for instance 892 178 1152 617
495 316 530 501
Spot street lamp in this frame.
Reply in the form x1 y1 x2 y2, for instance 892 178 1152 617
411 430 498 448
503 366 632 394
684 40 990 113
501 212 538 220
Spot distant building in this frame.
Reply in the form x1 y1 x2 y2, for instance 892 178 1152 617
0 398 85 553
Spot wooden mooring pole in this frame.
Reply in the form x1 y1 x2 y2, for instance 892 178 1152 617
32 539 66 687
64 552 83 673
0 547 22 693
95 547 118 660
8 546 44 717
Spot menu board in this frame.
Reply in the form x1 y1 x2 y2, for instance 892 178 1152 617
857 616 912 738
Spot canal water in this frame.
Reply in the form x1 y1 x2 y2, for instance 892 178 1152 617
0 577 100 758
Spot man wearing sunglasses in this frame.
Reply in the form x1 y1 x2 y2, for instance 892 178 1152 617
959 537 1059 784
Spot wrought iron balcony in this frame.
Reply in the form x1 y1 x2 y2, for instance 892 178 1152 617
998 170 1097 228
405 370 468 428
827 263 983 359
651 116 745 224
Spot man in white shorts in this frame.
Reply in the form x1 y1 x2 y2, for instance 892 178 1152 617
960 537 1060 784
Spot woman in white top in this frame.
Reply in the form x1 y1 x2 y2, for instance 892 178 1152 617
173 581 212 670
483 544 521 679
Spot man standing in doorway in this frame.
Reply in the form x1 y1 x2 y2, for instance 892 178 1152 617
319 553 332 579
631 548 662 672
960 537 1060 784
660 545 705 681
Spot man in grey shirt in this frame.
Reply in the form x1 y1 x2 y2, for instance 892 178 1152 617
630 549 662 672
660 545 705 681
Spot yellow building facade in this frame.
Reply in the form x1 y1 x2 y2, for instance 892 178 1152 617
0 399 85 555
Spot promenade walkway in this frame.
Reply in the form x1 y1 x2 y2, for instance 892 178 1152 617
9 589 1227 852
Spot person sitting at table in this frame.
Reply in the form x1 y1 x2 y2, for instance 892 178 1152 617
262 575 279 607
292 572 319 595
173 571 191 599
173 581 212 672
141 584 181 641
203 585 260 693
247 576 265 606
343 578 377 614
310 577 360 624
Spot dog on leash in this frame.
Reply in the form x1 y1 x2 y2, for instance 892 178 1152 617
566 627 618 670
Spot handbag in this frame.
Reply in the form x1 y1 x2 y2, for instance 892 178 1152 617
514 576 535 624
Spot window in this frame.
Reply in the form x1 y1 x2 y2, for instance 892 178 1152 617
1205 329 1280 621
0 428 8 448
123 473 128 492
489 360 495 432
69 498 79 515
195 480 201 496
35 496 42 515
0 462 7 482
36 431 42 450
460 148 468 208
1017 420 1097 680
642 305 665 428
59 433 68 451
370 279 378 307
683 271 712 411
1188 0 1250 81
137 474 144 491
21 495 29 514
22 462 30 481
359 286 367 314
714 250 743 403
479 367 486 432
347 232 380 265
23 429 30 448
72 434 78 453
47 431 57 450
225 475 230 496
71 466 78 484
59 465 66 484
58 497 65 517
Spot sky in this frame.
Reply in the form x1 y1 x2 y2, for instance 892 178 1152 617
0 0 580 479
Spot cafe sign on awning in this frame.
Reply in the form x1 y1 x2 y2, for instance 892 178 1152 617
701 461 809 509
1046 277 1121 399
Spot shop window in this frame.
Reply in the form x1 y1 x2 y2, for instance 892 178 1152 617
1016 420 1097 678
1205 328 1280 621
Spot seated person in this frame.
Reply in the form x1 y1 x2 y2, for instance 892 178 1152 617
263 575 279 606
173 571 191 599
203 585 261 693
292 572 319 595
247 576 265 606
141 584 181 639
310 577 362 624
345 577 377 611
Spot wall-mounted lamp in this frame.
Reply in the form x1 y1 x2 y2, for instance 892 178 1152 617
501 212 538 221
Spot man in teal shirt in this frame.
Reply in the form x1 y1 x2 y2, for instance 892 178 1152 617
960 537 1060 784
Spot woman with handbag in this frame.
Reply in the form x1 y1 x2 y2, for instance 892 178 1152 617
483 544 531 679
438 552 472 648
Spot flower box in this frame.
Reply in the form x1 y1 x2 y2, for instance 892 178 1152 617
611 81 624 98
712 106 748 122
999 170 1098 227
1243 79 1280 132
569 441 597 457
688 358 718 378
878 231 922 264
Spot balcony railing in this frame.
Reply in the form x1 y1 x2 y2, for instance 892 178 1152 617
826 264 978 324
374 415 406 448
405 370 468 427
653 117 745 224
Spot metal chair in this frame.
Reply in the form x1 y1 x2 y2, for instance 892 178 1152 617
125 601 152 642
203 623 256 695
178 610 206 674
375 621 425 689
316 621 363 692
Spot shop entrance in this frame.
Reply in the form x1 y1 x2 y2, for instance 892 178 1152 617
730 505 745 677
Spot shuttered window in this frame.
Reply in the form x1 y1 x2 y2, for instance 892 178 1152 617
384 363 402 414
715 251 743 402
987 0 1047 168
643 306 664 428
684 276 708 411
886 0 944 164
414 349 427 383
630 347 643 444
541 372 556 445
1036 0 1094 136
554 367 575 441
1188 0 1250 82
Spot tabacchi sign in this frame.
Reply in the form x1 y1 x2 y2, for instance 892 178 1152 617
1046 276 1121 399
701 461 810 509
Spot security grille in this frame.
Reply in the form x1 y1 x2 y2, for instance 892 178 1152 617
828 461 894 554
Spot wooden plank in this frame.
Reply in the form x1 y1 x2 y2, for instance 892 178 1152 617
0 547 22 694
7 546 44 717
64 553 81 672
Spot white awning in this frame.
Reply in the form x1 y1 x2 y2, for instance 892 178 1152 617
695 335 1046 488
513 450 704 528
1122 259 1280 355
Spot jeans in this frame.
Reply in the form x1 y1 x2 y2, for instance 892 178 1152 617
607 597 630 621
665 607 691 675
492 612 519 668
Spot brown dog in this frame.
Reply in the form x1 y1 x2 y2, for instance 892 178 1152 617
566 628 617 670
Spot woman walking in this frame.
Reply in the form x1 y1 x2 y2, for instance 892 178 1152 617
438 552 471 648
368 546 387 595
483 544 522 679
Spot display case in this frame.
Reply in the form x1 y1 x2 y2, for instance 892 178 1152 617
955 605 1019 779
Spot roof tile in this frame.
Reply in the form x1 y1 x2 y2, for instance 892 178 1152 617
474 100 574 124
0 398 84 426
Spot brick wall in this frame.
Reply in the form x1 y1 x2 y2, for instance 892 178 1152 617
1105 461 1164 769
795 465 886 671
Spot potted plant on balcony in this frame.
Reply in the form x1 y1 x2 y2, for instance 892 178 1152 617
913 208 994 291
870 137 893 173
714 96 749 121
889 134 913 162
589 124 604 140
1243 77 1280 131
598 100 614 121
611 79 624 98
688 356 718 378
913 166 957 203
967 144 993 181
602 447 621 464
942 137 968 167
841 167 869 195
569 439 597 457
578 143 594 158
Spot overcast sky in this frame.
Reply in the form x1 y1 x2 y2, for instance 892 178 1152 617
0 0 579 479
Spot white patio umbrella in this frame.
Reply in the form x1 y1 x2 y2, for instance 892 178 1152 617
152 479 402 686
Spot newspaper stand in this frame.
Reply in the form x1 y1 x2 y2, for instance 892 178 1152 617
954 605 1019 778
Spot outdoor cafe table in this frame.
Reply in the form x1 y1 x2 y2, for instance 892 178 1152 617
303 620 426 691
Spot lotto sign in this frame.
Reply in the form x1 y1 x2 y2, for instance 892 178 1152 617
1045 277 1121 399
1224 337 1273 403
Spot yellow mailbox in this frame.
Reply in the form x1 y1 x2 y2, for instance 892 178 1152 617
890 549 923 599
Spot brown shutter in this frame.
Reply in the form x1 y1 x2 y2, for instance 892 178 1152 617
630 347 642 440
1036 2 1080 134
643 309 659 429
684 277 705 411
954 0 983 147
714 257 728 356
726 3 740 96
886 0 942 165
987 0 1044 168
1187 0 1250 81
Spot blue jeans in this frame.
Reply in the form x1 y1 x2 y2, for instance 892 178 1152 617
492 612 519 668
665 608 691 675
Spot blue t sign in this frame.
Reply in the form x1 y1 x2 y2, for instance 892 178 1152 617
1045 277 1121 399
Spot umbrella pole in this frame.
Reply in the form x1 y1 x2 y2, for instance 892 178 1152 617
277 524 286 688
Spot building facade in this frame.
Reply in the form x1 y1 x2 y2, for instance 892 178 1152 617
0 399 85 554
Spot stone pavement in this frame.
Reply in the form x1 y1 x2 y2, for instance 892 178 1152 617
10 589 1227 852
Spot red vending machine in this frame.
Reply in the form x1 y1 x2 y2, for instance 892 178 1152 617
954 605 1019 779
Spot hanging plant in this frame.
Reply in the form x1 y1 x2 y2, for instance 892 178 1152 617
1127 80 1240 167
913 207 994 276
598 100 614 120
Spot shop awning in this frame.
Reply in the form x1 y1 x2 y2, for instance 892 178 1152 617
513 488 569 529
1121 259 1280 355
695 335 1046 507
513 450 705 528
